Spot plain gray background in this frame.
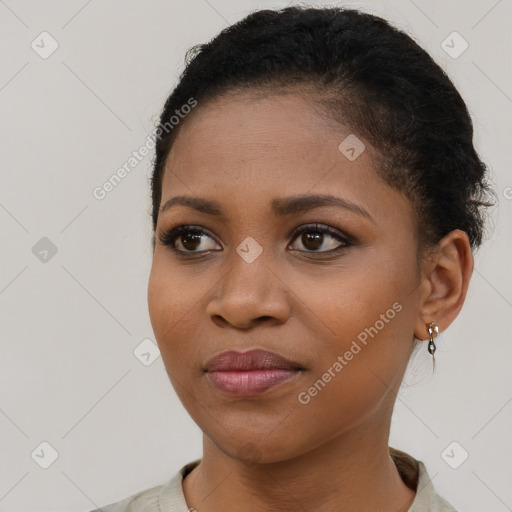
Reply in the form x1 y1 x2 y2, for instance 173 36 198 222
1 1 511 511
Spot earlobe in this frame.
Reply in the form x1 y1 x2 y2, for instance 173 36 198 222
413 229 474 340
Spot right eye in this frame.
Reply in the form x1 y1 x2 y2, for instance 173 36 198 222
158 225 222 254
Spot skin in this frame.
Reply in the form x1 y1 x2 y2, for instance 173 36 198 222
147 90 473 512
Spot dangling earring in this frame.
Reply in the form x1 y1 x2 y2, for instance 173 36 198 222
427 322 439 355
427 322 439 371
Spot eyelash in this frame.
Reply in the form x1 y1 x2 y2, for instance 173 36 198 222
158 223 353 257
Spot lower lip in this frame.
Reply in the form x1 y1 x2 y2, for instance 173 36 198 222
206 369 300 396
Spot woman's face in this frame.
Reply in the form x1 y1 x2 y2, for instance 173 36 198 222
148 91 424 462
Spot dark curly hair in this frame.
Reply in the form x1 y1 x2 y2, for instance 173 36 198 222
149 6 495 255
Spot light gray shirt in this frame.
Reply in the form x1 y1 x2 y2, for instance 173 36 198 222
89 448 457 511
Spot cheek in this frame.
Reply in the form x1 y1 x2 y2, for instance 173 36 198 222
293 249 419 413
147 255 222 391
148 252 205 329
147 259 198 359
294 247 417 349
147 266 200 409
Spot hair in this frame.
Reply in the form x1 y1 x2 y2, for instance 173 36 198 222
149 6 495 256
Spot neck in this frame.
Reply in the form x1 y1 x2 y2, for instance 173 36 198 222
182 420 416 512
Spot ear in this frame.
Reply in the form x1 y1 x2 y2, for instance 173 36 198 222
413 229 474 340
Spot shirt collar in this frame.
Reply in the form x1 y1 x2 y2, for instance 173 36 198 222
158 449 450 512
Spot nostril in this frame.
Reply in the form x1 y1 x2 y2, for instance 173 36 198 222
211 314 227 327
257 316 273 322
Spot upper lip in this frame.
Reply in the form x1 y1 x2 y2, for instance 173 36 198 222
204 349 304 372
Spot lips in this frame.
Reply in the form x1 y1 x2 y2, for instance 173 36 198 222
204 349 305 396
204 349 304 372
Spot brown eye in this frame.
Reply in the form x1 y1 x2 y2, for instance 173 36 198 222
289 224 350 253
159 226 221 253
180 232 203 251
299 232 324 251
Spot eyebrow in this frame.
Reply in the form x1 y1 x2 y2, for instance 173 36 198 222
159 193 374 222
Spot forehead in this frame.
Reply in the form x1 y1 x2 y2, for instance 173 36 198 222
160 91 411 226
165 93 371 185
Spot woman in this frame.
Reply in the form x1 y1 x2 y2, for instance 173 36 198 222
91 6 494 511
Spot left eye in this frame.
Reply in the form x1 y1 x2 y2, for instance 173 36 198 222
289 224 350 252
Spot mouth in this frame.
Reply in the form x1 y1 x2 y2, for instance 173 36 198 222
204 349 305 396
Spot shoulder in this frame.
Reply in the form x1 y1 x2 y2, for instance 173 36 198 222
390 447 459 512
87 482 164 512
414 461 459 512
87 459 201 512
427 492 460 512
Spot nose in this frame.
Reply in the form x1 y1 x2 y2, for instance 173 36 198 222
206 247 292 330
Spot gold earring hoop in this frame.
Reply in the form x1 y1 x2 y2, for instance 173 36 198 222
427 322 439 355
